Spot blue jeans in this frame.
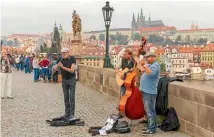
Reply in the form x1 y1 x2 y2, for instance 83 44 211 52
33 68 39 81
20 63 24 71
42 68 51 81
142 92 157 132
25 65 31 73
120 85 126 97
48 67 52 80
16 63 20 71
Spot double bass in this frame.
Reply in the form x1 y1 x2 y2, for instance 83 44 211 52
118 37 147 120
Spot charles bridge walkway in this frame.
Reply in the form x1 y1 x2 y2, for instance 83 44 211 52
1 66 213 137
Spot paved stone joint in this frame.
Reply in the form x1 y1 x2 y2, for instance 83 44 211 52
1 71 190 137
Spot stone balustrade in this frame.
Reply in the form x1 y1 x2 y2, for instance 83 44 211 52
78 64 214 137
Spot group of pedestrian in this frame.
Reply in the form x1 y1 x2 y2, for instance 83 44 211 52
32 54 60 83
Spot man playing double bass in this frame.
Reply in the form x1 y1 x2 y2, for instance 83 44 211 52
115 49 135 97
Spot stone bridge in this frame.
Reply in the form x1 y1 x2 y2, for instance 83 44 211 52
1 65 214 137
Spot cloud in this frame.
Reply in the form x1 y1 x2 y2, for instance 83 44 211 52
1 1 214 36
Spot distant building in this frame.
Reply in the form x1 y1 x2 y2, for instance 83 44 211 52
201 43 214 66
172 22 214 42
131 9 164 30
171 58 189 73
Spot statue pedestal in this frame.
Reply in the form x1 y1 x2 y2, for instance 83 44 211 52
71 36 82 65
71 40 82 56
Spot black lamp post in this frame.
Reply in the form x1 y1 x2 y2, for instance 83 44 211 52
102 1 114 68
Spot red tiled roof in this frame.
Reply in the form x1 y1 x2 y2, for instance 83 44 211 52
138 26 177 32
178 47 197 53
179 28 214 32
154 48 164 55
202 43 214 51
10 34 40 37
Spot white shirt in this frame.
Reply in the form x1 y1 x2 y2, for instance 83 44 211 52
15 57 20 63
32 58 40 68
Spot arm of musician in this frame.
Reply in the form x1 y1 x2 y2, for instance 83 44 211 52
61 63 75 73
137 64 145 73
144 65 158 77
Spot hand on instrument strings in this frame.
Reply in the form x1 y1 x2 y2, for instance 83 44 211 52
137 64 145 72
57 62 63 68
53 64 58 70
134 56 139 63
115 67 119 73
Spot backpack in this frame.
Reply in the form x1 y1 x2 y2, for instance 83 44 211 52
159 107 180 131
114 120 131 133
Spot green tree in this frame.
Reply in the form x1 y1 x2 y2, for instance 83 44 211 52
99 34 105 41
40 45 44 52
148 34 164 43
162 38 175 46
156 56 161 64
90 35 96 40
110 35 116 41
160 63 166 72
133 33 141 41
197 38 207 45
115 32 122 41
175 35 181 42
7 40 13 45
185 35 190 43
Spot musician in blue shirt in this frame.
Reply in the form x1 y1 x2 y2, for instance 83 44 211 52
137 52 160 135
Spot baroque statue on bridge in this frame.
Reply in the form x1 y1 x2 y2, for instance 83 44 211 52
72 10 82 38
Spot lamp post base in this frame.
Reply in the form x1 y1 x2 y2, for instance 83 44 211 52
103 54 114 68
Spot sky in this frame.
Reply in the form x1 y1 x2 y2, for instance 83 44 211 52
1 0 214 36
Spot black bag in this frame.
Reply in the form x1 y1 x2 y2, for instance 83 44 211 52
114 121 131 133
159 107 180 131
46 118 84 127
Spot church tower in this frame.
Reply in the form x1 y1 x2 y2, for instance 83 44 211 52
50 21 61 53
131 13 137 40
58 24 65 41
131 13 137 30
137 8 145 29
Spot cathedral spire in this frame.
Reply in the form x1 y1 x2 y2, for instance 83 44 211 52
131 13 137 30
54 21 56 27
149 13 151 22
140 8 143 17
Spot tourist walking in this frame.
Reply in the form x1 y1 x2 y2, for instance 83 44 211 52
39 55 50 83
33 54 40 82
1 51 14 99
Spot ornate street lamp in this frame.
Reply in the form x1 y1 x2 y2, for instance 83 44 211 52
102 1 114 68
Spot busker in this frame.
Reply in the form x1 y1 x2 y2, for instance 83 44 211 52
136 52 160 135
54 48 77 121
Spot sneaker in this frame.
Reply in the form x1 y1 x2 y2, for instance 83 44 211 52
141 127 148 131
142 130 155 135
66 115 76 121
139 119 148 123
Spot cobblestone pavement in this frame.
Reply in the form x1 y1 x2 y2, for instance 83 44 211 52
1 71 190 137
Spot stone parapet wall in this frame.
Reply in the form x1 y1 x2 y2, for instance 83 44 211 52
78 64 120 98
78 64 214 137
168 82 214 137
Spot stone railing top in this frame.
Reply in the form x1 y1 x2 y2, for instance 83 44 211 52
170 80 214 93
